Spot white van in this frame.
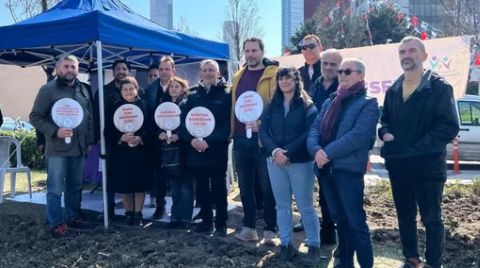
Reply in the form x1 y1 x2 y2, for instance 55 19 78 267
447 95 480 161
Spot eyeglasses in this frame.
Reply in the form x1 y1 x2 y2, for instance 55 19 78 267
337 69 362 75
301 44 317 51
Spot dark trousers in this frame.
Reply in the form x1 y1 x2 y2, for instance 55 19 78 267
389 172 445 268
233 136 277 231
170 175 194 223
194 166 228 228
153 166 167 207
321 171 373 268
317 175 336 238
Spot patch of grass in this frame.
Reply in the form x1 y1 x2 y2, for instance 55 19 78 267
1 169 47 197
472 177 480 196
445 179 470 198
368 179 393 201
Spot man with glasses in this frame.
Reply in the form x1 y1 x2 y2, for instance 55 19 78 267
308 58 379 268
379 36 459 268
298 34 323 93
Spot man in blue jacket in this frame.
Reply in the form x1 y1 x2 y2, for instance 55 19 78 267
308 58 379 268
378 36 459 268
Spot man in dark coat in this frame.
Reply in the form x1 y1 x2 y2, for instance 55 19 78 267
378 36 459 268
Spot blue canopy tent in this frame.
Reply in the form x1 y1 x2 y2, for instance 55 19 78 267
0 0 229 227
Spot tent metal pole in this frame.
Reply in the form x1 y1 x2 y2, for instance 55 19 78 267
96 40 109 228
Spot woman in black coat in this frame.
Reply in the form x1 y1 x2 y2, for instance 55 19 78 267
104 76 151 226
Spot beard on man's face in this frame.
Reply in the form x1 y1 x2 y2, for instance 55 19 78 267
57 71 77 82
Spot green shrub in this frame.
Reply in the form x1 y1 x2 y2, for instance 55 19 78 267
0 129 45 169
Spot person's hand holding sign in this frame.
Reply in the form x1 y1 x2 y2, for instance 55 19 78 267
245 121 259 133
57 128 73 139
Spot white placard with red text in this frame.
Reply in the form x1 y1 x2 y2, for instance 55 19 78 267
235 91 263 138
154 102 181 138
185 106 215 140
51 98 84 144
113 104 144 133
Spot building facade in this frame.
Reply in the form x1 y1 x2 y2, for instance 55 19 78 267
150 0 173 29
282 0 304 51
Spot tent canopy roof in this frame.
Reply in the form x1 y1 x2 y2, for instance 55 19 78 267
0 0 229 71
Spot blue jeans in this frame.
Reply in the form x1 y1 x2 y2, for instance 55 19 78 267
389 173 445 268
233 136 277 231
46 155 85 227
320 171 373 268
267 160 320 247
170 176 194 223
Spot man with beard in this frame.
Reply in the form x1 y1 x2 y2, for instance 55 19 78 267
379 36 459 268
231 37 278 244
144 56 176 219
30 55 94 237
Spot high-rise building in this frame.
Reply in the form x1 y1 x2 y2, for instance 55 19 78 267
150 0 173 29
282 0 304 51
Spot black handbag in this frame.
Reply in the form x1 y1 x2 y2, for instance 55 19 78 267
160 145 182 178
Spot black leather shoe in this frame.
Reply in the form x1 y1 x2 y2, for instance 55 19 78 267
279 244 297 261
213 226 227 237
151 206 165 220
193 222 213 234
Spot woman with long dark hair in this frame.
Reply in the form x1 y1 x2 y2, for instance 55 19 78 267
259 66 319 262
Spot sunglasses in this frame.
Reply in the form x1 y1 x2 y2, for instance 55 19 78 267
337 69 362 75
301 44 317 50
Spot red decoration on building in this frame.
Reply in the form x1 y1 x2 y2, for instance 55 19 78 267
411 16 419 27
474 54 480 66
420 31 428 40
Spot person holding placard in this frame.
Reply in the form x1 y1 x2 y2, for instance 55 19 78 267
104 76 151 226
180 59 231 237
154 76 193 229
230 37 278 243
145 56 177 219
259 66 319 261
30 55 94 238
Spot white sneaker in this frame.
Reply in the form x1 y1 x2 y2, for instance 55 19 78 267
261 230 278 246
235 227 259 241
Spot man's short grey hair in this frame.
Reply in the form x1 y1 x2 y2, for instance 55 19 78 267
320 49 343 63
56 54 79 67
341 58 366 73
200 59 220 72
400 36 426 53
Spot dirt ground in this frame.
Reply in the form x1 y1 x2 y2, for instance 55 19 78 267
0 184 479 268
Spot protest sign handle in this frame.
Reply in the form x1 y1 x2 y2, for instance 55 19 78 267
167 130 172 138
65 137 71 144
246 128 252 139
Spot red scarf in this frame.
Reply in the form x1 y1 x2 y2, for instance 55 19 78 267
320 80 366 143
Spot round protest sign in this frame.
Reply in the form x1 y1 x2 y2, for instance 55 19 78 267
234 91 263 138
113 104 144 133
185 106 215 140
154 102 181 138
51 98 84 144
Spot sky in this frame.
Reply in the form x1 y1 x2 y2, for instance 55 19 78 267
0 0 282 57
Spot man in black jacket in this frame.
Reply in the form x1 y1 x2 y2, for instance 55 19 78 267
298 34 323 94
180 59 231 236
144 56 176 219
378 36 459 268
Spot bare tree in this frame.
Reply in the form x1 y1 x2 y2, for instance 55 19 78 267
439 0 480 36
5 0 60 81
5 0 59 23
223 0 264 64
176 16 199 37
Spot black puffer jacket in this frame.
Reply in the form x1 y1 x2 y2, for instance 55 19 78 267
260 96 317 163
180 79 231 168
379 70 459 178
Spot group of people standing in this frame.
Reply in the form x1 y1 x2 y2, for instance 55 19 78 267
29 33 458 268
